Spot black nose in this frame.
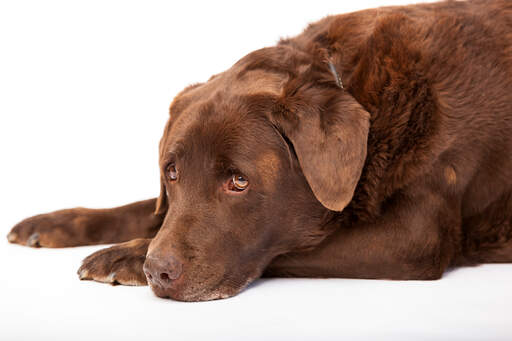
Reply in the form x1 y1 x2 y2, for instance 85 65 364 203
143 255 183 289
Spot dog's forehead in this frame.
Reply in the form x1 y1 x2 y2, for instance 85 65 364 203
162 96 273 164
175 68 287 109
169 49 290 119
161 60 289 160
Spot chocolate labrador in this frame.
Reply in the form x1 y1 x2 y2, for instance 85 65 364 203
7 0 512 301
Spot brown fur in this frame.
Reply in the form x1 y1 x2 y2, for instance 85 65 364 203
7 0 512 301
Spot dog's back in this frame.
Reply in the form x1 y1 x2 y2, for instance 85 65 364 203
280 0 512 263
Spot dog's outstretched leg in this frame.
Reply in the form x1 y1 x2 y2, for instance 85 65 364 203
7 199 162 247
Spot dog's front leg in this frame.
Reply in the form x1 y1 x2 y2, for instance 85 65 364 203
7 199 162 247
78 238 150 286
265 187 459 280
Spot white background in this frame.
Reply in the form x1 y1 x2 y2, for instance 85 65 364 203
1 0 511 340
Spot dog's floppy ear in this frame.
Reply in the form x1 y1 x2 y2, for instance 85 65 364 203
272 89 370 211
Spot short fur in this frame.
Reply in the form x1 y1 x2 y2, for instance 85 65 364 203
8 0 512 301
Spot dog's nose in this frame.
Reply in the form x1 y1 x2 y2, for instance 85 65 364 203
143 255 183 289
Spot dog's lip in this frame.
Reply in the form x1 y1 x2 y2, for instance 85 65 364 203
147 274 254 302
148 281 223 302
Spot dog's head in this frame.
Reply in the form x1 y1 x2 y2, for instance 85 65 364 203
143 46 370 301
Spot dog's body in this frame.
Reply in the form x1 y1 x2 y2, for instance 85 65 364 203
8 0 512 301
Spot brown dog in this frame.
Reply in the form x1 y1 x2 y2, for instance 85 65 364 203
7 0 512 301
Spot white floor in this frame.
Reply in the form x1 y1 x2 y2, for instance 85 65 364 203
2 242 511 341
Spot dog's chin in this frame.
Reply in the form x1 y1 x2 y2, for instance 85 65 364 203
148 276 256 302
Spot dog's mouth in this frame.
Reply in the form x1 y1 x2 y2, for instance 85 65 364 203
147 273 257 302
143 241 274 301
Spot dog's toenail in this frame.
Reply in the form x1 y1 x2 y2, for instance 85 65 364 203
106 273 116 284
78 268 89 280
27 233 40 247
7 232 18 243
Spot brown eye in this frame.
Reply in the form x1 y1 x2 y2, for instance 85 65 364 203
230 174 249 191
166 163 177 181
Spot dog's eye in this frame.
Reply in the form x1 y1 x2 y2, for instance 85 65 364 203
166 163 178 181
229 175 249 191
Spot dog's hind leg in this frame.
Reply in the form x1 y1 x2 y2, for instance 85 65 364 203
7 199 162 248
463 191 512 263
476 241 512 263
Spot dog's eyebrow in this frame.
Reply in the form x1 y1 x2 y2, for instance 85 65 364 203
162 143 184 163
160 153 176 166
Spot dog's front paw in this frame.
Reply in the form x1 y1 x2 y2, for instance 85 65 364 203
78 238 150 286
7 209 90 248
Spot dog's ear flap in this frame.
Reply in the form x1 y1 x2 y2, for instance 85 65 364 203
273 91 370 211
154 177 168 215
